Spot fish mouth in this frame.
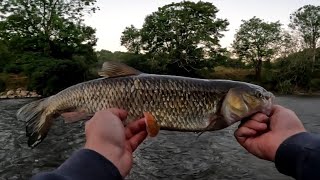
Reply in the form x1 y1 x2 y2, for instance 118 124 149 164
242 91 274 117
261 93 274 116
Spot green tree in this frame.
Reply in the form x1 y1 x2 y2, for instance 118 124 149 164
120 25 141 54
0 0 98 59
121 1 229 77
0 0 99 95
289 5 320 72
96 50 151 73
28 58 91 96
232 17 282 80
277 31 304 58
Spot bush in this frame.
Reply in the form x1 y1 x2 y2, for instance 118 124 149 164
0 41 13 72
275 57 312 91
276 80 293 94
28 59 92 96
223 58 247 69
310 79 320 91
0 79 5 92
4 63 23 74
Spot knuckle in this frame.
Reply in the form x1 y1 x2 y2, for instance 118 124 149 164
131 141 138 150
85 121 90 133
96 110 108 116
286 109 296 115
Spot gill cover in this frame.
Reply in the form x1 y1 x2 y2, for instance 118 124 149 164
221 86 272 126
221 88 247 125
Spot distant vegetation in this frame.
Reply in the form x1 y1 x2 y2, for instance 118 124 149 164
0 0 319 96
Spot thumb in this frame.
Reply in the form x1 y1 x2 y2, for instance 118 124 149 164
108 108 128 121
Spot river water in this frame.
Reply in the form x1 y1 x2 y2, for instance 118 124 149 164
0 96 319 180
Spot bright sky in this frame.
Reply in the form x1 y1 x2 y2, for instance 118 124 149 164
83 0 320 52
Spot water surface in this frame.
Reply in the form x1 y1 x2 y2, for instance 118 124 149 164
1 96 319 180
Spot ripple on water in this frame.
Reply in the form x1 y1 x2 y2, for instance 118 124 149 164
2 96 319 179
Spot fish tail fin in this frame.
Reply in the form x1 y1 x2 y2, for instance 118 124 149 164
16 98 54 148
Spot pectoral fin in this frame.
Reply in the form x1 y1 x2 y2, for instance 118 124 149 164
61 111 93 123
196 114 228 138
143 112 160 137
196 117 217 138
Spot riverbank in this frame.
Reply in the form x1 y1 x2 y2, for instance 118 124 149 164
0 88 41 99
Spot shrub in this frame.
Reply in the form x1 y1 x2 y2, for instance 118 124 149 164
310 79 320 91
28 59 92 96
275 57 312 91
276 80 293 94
0 79 5 92
4 63 23 74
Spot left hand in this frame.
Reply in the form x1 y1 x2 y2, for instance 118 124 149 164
84 109 148 177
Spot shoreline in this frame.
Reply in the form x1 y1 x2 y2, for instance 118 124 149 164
0 88 41 99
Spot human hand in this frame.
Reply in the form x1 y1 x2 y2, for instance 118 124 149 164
234 105 306 161
84 109 148 177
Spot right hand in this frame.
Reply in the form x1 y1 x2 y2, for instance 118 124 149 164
234 105 306 161
84 109 148 177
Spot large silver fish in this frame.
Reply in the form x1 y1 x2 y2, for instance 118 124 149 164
17 62 274 148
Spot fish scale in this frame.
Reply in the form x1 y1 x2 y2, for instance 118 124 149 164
49 75 221 131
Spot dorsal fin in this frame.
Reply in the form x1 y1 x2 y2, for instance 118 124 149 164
98 61 142 78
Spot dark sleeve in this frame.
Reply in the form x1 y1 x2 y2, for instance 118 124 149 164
31 149 122 180
275 132 320 180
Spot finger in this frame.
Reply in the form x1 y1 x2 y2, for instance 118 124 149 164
84 120 91 134
242 120 268 132
128 130 148 152
108 108 128 121
238 113 269 128
251 113 269 123
234 126 256 145
125 118 146 139
271 105 286 115
234 126 257 138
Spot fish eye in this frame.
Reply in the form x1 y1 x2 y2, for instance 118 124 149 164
256 92 263 98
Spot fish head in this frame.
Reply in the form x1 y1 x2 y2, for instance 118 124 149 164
221 85 274 126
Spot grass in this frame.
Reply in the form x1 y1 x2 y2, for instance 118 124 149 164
0 73 28 91
211 66 254 81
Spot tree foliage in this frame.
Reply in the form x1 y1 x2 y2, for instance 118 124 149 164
120 25 141 54
273 48 319 92
274 30 305 58
121 1 229 77
28 58 91 96
0 0 98 59
232 17 282 80
289 5 320 71
0 40 11 72
0 79 5 92
0 0 99 95
96 50 151 73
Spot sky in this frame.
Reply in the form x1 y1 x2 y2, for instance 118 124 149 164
83 0 320 52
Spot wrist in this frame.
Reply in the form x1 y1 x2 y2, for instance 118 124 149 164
268 130 306 161
84 142 124 175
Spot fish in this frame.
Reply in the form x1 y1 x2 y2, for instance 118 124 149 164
16 61 274 148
